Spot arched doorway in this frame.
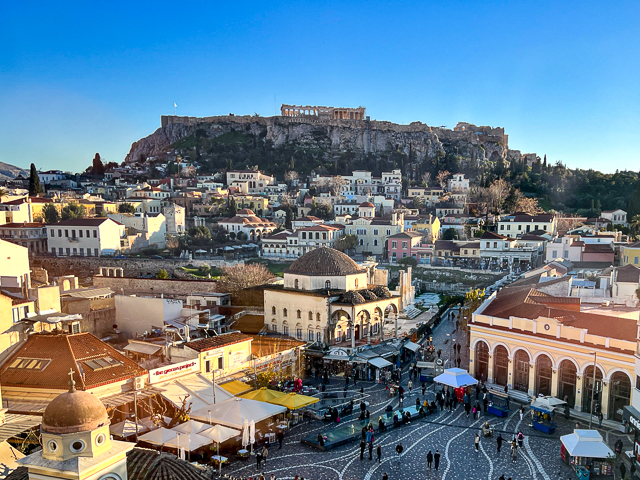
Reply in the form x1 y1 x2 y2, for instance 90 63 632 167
475 342 489 382
558 360 577 408
583 365 604 414
513 350 530 392
535 355 553 397
609 372 631 422
494 346 509 386
354 324 360 340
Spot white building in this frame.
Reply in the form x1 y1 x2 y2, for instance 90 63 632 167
218 209 276 241
226 170 274 193
447 173 470 192
261 224 344 259
497 213 557 236
601 209 627 225
479 231 544 270
46 218 125 257
108 212 166 251
129 185 171 200
0 239 30 289
162 202 186 235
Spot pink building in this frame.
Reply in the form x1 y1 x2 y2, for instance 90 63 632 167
387 231 425 263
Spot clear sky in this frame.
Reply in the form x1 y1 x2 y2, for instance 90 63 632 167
1 1 639 174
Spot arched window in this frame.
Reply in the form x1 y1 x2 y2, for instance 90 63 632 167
308 311 313 321
317 313 321 322
355 278 359 289
295 279 299 289
297 310 301 319
283 308 288 317
271 306 276 315
325 280 331 290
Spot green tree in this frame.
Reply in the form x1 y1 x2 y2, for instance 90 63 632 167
397 257 418 268
61 202 86 220
41 203 60 223
628 177 640 220
166 161 178 175
118 202 136 214
29 163 44 196
442 227 459 240
284 205 294 230
156 269 169 279
227 197 237 217
308 202 333 220
91 153 105 175
334 234 359 253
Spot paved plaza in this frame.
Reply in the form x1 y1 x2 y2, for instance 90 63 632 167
224 313 632 480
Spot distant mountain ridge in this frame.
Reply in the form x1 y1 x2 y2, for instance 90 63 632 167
0 161 28 181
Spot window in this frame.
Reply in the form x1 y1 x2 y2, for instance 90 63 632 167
58 247 63 255
302 232 306 239
93 230 97 238
64 229 68 237
392 241 397 249
296 328 302 339
500 225 504 230
297 309 301 319
317 313 321 322
359 239 364 246
79 248 84 256
374 239 378 246
635 257 639 265
84 356 122 371
355 279 359 288
392 252 397 260
283 325 289 335
386 229 391 236
50 229 54 237
309 311 313 320
308 330 314 341
8 358 51 370
94 248 99 256
79 230 83 238
58 229 62 237
322 232 327 240
402 241 408 249
403 252 407 258
271 324 277 333
373 229 379 235
283 308 288 317
272 306 276 314
86 229 90 237
66 248 70 255
316 331 322 342
295 279 299 289
493 242 497 248
325 280 331 289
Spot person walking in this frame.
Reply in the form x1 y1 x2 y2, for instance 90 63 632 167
277 429 284 449
256 450 263 469
376 444 382 463
360 439 366 460
496 434 503 453
422 383 426 397
262 445 269 466
395 443 403 465
597 410 604 428
408 379 413 394
465 402 471 417
427 450 433 469
517 431 524 448
620 462 627 479
474 433 480 452
369 441 374 460
434 449 441 471
519 405 524 421
382 474 389 480
475 401 481 418
511 441 518 462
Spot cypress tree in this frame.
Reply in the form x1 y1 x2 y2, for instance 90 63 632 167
29 163 43 196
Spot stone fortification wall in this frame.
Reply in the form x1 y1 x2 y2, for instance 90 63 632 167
93 275 219 297
31 256 240 279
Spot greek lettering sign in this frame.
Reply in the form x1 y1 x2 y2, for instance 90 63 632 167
149 358 200 384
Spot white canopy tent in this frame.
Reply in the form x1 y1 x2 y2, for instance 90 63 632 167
368 357 392 369
560 430 614 458
200 424 241 475
109 419 149 438
138 427 179 446
158 374 234 412
172 420 208 434
403 341 421 353
191 397 287 429
164 432 212 451
433 368 478 388
531 396 566 413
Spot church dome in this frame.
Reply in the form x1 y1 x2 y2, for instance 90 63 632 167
285 247 366 276
42 388 110 434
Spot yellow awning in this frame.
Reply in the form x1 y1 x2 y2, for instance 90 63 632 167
219 380 252 396
268 393 320 410
239 387 286 402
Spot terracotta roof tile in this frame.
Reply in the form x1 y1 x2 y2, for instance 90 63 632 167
184 332 252 353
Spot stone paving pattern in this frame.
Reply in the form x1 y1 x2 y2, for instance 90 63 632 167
225 310 632 480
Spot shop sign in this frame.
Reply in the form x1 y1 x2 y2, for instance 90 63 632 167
149 358 200 384
631 415 640 431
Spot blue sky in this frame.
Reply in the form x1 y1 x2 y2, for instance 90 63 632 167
1 1 639 173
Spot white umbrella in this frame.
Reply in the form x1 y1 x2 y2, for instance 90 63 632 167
164 432 211 451
242 418 249 448
110 419 149 438
249 419 256 452
171 420 208 434
138 427 179 446
200 424 241 475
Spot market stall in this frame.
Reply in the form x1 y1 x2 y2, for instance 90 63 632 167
530 396 564 434
433 368 478 389
560 429 615 478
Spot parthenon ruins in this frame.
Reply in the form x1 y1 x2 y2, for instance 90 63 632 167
280 104 366 120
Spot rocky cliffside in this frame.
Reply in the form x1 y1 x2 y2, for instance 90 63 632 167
125 115 520 173
0 161 28 181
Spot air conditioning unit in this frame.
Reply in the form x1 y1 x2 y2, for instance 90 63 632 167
134 377 145 391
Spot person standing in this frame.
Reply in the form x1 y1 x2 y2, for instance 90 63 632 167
517 431 524 448
474 433 480 452
377 444 382 463
382 474 389 480
475 401 481 418
511 441 518 462
427 450 433 469
496 434 503 453
360 439 366 460
262 445 269 466
597 410 604 428
256 450 263 469
277 429 284 449
519 405 524 421
465 402 471 417
620 462 627 479
408 379 413 394
434 449 441 471
369 441 374 460
422 383 426 397
395 443 403 465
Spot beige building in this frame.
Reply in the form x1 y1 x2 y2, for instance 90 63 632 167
470 282 637 421
263 248 399 350
0 240 30 290
183 332 253 378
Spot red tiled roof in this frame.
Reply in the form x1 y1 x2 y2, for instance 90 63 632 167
0 223 46 228
481 231 509 240
51 218 120 227
184 332 252 353
583 244 614 253
0 333 147 390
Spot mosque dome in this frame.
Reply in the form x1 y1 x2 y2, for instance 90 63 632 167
285 247 366 276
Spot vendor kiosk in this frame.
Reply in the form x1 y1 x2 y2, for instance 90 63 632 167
487 392 509 418
560 429 615 478
529 396 564 434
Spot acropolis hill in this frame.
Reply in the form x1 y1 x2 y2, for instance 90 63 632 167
125 105 539 171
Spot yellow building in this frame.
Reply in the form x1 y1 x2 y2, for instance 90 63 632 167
470 283 637 421
184 332 253 378
413 214 441 242
622 242 640 266
234 194 269 216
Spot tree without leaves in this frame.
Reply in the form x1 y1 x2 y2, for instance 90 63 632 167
421 172 431 187
284 170 299 184
216 263 275 293
436 170 450 189
61 202 86 220
41 203 60 224
334 234 359 253
29 163 44 196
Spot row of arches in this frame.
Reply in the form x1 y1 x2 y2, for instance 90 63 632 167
474 341 631 421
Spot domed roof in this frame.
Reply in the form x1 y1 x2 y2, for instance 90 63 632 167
371 286 392 298
338 291 366 305
285 247 366 276
360 290 378 301
359 202 375 208
42 380 109 434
